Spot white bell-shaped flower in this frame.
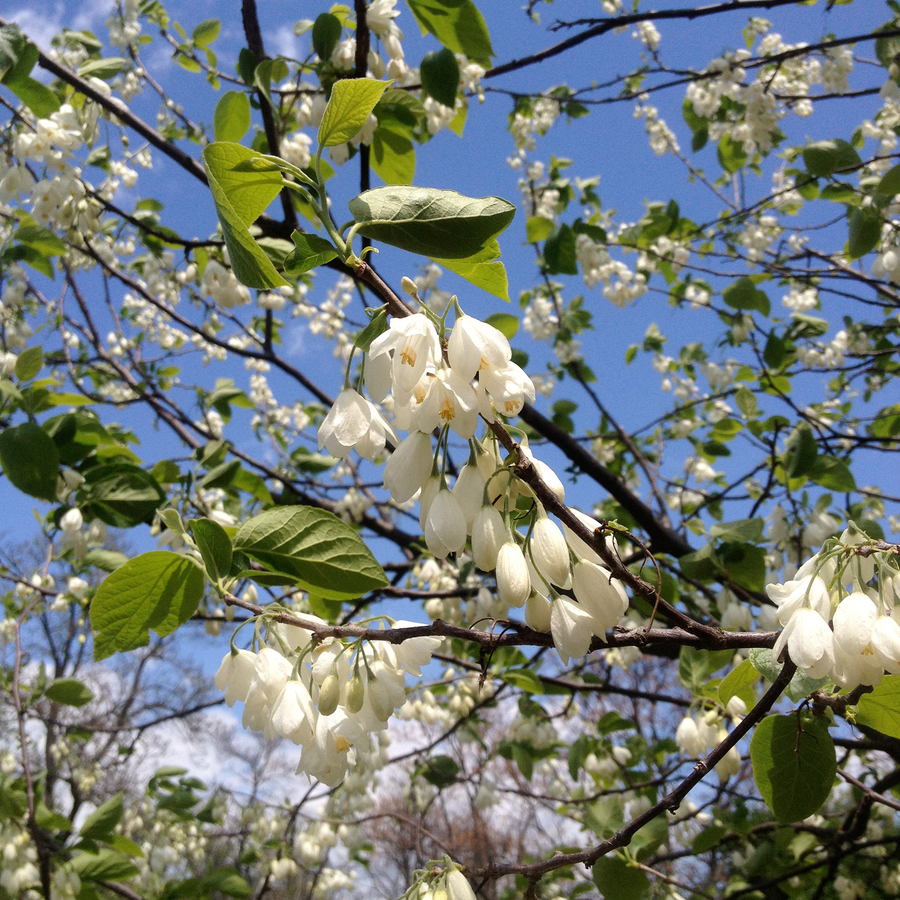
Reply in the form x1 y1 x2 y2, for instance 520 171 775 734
444 869 478 900
477 360 535 418
417 367 478 438
531 516 571 588
448 313 511 381
832 640 884 690
472 505 506 571
383 430 433 503
268 678 317 745
871 614 900 674
424 488 467 558
773 606 834 677
496 540 531 607
317 388 374 458
215 648 257 707
524 591 552 632
675 715 705 757
766 574 831 627
368 312 441 396
452 464 486 534
562 509 616 565
550 596 595 663
832 591 877 657
572 560 629 634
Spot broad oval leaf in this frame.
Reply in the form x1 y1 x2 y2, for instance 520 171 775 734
284 230 338 274
349 186 515 259
312 13 342 61
406 0 494 66
319 78 389 148
78 463 166 527
201 142 288 289
214 91 251 143
233 506 389 600
802 138 861 178
0 421 59 501
79 793 123 840
420 47 459 108
191 518 233 584
91 551 205 660
856 675 900 738
750 714 836 824
45 677 94 708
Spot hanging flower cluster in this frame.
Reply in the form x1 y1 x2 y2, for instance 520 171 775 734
215 615 440 786
317 296 632 664
767 524 900 689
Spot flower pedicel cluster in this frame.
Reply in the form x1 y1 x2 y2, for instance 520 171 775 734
317 293 633 662
766 526 900 689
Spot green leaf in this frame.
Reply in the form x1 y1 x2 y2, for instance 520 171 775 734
692 823 729 854
13 224 66 257
201 142 289 289
722 277 770 315
80 793 124 840
718 658 758 707
35 801 73 831
253 57 288 109
191 518 233 584
319 78 389 148
485 313 518 340
419 754 460 787
802 139 861 178
431 240 510 300
856 675 900 738
355 308 389 351
501 669 545 694
808 456 856 493
91 552 205 660
526 216 554 243
214 91 251 143
709 518 763 543
284 231 338 274
202 869 251 900
0 25 60 117
876 163 900 196
45 678 94 708
82 549 129 572
543 223 578 275
847 207 882 260
71 849 139 882
349 186 515 259
76 57 127 80
783 423 818 480
312 13 342 61
717 134 747 174
631 815 668 862
371 124 416 185
78 463 165 527
678 647 734 691
233 506 389 600
750 714 836 825
592 855 650 900
420 47 459 108
14 345 42 381
406 0 494 65
0 421 59 501
191 18 220 48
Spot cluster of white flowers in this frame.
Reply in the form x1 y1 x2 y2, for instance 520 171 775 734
766 526 900 689
634 100 680 156
675 697 746 780
216 616 441 786
575 233 648 306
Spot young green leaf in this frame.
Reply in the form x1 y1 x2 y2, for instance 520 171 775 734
431 241 510 300
406 0 494 66
750 714 836 824
349 186 515 258
318 78 390 148
191 518 233 585
45 678 94 708
214 91 251 143
856 675 900 738
233 506 389 600
14 345 42 381
802 138 861 178
201 142 289 289
79 793 124 840
91 551 205 660
284 231 338 274
420 47 459 107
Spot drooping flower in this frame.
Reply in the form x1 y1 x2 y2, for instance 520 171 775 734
424 488 468 558
772 606 834 677
268 678 317 745
550 596 595 663
215 648 257 707
531 516 571 588
472 505 506 571
318 387 395 459
765 574 831 627
417 367 479 438
496 540 531 607
447 312 512 381
368 312 441 397
477 360 535 419
452 463 486 534
383 430 433 503
572 560 629 633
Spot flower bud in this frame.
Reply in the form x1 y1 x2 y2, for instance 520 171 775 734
445 869 477 900
531 516 571 588
471 505 505 571
318 672 341 716
524 592 552 632
346 674 365 713
496 541 531 608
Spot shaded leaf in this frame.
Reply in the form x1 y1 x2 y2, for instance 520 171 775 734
0 421 59 501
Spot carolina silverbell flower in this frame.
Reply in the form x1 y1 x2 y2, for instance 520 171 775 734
772 606 834 677
531 516 571 588
424 487 468 558
496 540 531 607
382 430 433 503
447 312 512 381
318 387 396 460
368 312 441 396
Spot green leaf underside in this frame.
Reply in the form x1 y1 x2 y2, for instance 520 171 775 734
750 714 836 824
319 78 389 148
91 552 205 660
350 186 515 259
201 142 288 289
233 506 388 600
431 239 510 299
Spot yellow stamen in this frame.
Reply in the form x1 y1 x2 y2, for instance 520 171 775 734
400 344 417 367
439 398 456 422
